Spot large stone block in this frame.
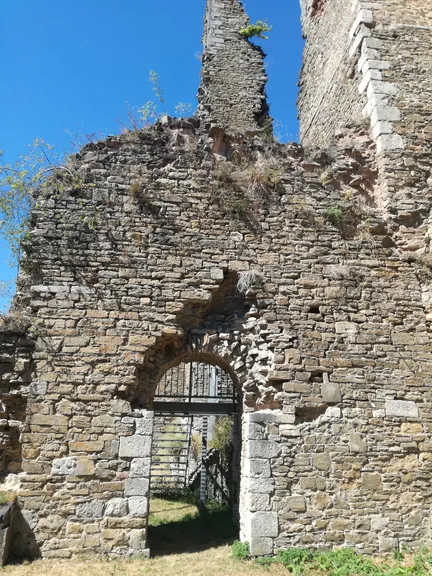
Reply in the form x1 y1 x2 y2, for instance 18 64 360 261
249 537 274 556
285 495 306 512
128 497 148 518
244 493 271 512
244 458 271 478
361 473 381 490
313 453 331 471
76 500 104 518
335 322 359 334
52 457 94 477
119 436 151 458
385 399 419 418
105 498 128 517
130 458 151 478
248 477 275 495
52 457 77 476
349 432 367 453
250 512 278 538
246 440 281 459
124 478 149 497
321 379 342 404
135 414 154 436
129 529 149 555
111 400 132 415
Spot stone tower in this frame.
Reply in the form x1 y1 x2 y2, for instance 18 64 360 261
298 0 432 250
197 0 271 136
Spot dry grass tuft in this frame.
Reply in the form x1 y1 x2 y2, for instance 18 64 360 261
2 546 289 576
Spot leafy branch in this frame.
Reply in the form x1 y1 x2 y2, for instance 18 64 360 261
0 139 61 267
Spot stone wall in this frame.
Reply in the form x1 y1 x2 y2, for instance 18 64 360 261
0 319 34 480
298 0 367 149
3 118 430 556
1 0 432 559
298 0 432 251
197 0 271 136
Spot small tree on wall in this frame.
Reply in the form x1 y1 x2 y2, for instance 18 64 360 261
239 19 272 41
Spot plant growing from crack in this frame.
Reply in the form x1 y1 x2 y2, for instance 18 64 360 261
239 19 272 40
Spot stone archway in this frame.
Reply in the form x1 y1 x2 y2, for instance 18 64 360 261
117 331 251 557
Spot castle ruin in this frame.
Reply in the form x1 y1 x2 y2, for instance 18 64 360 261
1 0 432 560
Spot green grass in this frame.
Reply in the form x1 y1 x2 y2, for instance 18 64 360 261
232 544 432 576
148 496 237 555
232 541 250 561
324 204 344 227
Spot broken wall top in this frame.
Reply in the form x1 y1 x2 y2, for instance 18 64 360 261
197 0 271 136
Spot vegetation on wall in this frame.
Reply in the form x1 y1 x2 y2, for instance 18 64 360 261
210 153 283 225
0 70 194 304
0 139 59 267
119 70 193 132
239 20 273 40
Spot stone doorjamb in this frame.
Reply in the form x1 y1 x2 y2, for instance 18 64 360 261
118 409 154 557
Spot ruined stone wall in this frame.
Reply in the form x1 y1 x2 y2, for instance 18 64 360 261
0 322 34 480
197 0 270 136
4 119 431 557
298 0 432 249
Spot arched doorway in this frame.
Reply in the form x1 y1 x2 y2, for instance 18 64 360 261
148 359 241 554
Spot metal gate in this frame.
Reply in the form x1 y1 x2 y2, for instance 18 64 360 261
151 362 238 506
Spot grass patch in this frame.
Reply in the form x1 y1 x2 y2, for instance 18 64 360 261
149 497 198 527
148 497 237 555
0 491 16 505
232 541 250 561
1 546 289 576
232 544 432 576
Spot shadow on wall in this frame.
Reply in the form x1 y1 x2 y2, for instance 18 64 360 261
0 503 41 566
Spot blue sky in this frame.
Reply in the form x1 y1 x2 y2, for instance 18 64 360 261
0 0 303 311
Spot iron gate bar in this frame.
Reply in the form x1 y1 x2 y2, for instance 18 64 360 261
153 402 237 415
151 362 238 496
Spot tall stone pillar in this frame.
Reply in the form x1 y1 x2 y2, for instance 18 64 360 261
197 0 271 136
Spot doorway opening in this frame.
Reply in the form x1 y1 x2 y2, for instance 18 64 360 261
148 360 241 555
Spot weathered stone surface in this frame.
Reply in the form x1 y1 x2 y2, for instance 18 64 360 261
285 496 306 512
119 436 151 458
321 379 342 404
247 441 281 460
111 400 131 414
75 501 104 519
135 414 153 436
349 432 367 453
1 0 432 562
385 399 419 419
130 458 151 478
52 458 77 476
128 497 148 518
105 498 128 517
313 453 331 472
198 0 271 135
361 473 382 490
129 529 149 555
124 478 149 497
249 537 273 556
250 512 278 538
